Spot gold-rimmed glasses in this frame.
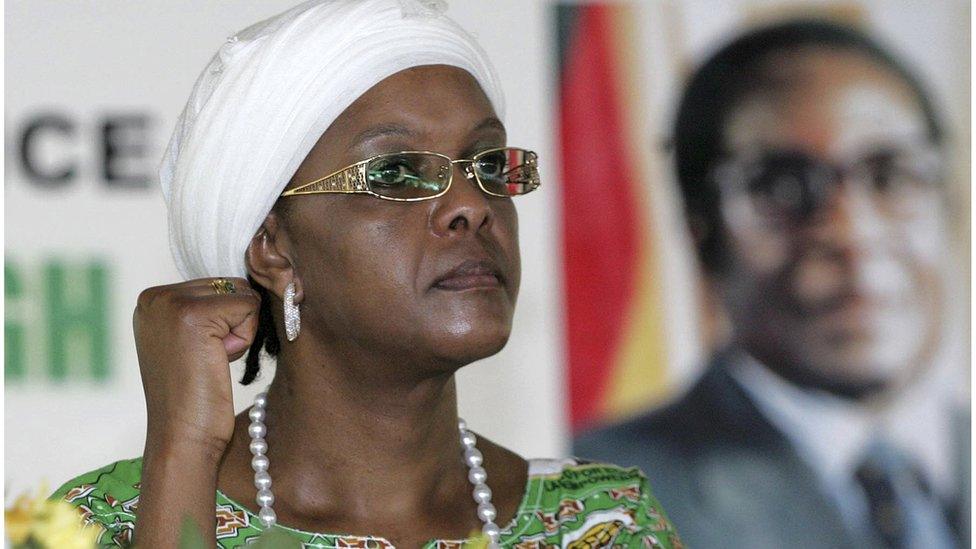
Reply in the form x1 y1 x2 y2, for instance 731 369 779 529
280 147 540 201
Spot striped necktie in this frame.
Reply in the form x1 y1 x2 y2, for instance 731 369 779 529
855 440 957 549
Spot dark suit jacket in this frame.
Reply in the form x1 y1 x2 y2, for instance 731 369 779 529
573 349 969 548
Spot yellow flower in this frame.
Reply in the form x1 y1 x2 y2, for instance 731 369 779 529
5 484 99 549
5 493 35 543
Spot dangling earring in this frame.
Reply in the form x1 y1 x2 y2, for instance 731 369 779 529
283 282 301 341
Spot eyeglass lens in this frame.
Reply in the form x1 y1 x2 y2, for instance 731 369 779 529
366 153 451 200
473 148 539 196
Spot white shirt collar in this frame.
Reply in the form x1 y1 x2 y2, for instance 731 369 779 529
727 351 954 498
729 352 876 489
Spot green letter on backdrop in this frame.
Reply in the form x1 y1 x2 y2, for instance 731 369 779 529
5 261 26 378
4 258 111 382
45 261 110 381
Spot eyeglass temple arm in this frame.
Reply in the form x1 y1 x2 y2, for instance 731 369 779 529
281 163 370 196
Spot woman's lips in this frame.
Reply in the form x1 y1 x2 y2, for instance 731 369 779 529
434 274 502 290
433 260 503 291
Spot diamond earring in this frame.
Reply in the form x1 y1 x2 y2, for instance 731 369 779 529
283 282 301 341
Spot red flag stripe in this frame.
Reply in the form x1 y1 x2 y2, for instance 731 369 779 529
559 5 643 431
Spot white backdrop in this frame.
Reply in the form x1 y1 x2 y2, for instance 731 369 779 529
5 0 969 499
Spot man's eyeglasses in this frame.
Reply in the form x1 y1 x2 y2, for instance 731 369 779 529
281 147 540 201
714 147 942 222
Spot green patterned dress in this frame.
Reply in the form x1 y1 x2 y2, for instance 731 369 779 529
53 457 682 548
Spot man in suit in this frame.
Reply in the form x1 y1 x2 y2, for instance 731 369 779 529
574 19 968 549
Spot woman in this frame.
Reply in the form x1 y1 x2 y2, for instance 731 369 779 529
54 1 681 547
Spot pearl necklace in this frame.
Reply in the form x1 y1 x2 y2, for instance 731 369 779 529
247 392 502 547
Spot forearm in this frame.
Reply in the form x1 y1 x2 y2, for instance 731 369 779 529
134 436 224 547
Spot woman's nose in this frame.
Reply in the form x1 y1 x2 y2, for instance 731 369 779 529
431 163 493 236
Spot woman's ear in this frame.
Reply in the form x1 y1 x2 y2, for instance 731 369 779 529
246 211 303 302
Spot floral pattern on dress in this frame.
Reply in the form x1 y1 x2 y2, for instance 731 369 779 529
52 458 681 548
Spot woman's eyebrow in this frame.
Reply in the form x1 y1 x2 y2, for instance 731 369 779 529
349 123 416 150
349 117 505 153
471 116 506 136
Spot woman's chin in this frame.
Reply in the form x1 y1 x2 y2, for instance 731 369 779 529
430 324 513 366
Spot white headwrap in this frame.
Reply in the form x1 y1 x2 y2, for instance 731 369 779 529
160 0 505 280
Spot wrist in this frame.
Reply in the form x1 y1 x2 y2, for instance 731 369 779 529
144 427 229 468
137 432 222 548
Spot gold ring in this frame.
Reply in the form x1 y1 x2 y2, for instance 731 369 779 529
211 278 236 295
